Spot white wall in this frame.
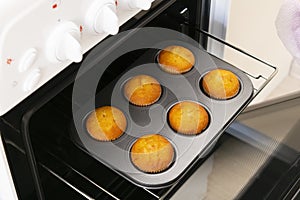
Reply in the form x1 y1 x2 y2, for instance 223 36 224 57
223 0 293 104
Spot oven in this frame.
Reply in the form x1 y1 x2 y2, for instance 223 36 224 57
1 0 298 199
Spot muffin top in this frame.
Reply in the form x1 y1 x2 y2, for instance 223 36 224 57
124 75 162 106
85 106 127 141
202 69 240 99
131 134 174 173
158 45 195 74
168 101 209 135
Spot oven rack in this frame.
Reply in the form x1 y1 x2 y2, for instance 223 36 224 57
20 29 277 199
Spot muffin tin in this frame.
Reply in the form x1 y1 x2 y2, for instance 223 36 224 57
71 40 254 188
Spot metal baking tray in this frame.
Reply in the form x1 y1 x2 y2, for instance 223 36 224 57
70 39 255 188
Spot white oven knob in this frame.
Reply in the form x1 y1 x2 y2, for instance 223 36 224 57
23 69 41 92
85 0 119 35
46 21 82 63
117 0 153 10
18 48 38 72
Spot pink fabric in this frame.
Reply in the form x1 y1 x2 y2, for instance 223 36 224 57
276 0 300 59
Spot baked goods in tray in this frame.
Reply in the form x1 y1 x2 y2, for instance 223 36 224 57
130 134 174 173
202 69 240 99
85 106 127 141
168 101 209 135
124 74 162 106
158 45 195 74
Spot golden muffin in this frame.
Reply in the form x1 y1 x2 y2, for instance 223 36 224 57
124 75 162 106
85 106 127 141
158 45 195 74
202 69 240 99
131 134 174 173
168 101 209 135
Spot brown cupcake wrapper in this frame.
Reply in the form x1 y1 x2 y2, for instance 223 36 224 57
128 96 161 107
89 133 124 142
158 63 193 74
138 166 170 174
175 130 205 135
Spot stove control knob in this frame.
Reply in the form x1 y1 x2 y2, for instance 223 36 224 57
46 21 82 63
18 48 38 72
23 69 41 92
117 0 153 10
85 0 119 35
